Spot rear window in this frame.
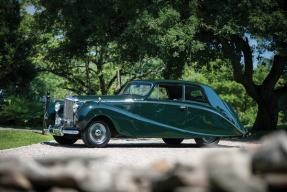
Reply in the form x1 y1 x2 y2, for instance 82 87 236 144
185 86 207 103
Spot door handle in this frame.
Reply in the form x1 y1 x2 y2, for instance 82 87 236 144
179 106 187 111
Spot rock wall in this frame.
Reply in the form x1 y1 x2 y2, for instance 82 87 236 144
0 131 287 192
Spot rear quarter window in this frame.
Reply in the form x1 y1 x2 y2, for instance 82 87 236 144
185 86 207 103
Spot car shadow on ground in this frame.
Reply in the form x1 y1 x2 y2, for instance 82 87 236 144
221 136 262 144
42 140 238 149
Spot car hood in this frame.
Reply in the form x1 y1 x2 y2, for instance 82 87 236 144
74 95 144 103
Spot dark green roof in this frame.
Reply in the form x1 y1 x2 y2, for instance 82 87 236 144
132 79 208 87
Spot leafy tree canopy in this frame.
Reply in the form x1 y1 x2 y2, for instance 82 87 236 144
0 0 37 95
29 0 286 130
120 0 287 130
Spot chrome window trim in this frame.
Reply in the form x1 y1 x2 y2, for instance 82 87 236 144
119 81 154 96
147 83 184 100
184 84 210 105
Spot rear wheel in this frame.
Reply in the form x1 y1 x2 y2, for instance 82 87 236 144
162 138 184 145
194 137 220 147
53 135 78 145
82 120 111 148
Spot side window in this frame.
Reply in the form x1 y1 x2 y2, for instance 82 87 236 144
159 87 169 100
149 84 183 100
185 86 207 103
149 85 158 99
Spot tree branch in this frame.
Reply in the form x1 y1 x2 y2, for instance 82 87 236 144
216 36 244 83
105 72 120 94
262 55 286 94
130 66 162 81
231 35 253 81
44 67 87 91
64 87 84 95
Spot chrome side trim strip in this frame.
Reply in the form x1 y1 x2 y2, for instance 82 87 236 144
97 100 244 134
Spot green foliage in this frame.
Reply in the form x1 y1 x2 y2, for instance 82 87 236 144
29 72 70 100
11 0 285 130
0 0 37 94
181 59 286 125
0 130 53 150
30 1 164 95
1 97 44 127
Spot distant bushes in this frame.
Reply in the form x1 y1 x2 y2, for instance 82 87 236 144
0 96 43 127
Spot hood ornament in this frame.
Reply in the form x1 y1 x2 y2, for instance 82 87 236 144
69 92 73 97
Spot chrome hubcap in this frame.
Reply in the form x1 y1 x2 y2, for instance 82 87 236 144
95 129 101 136
89 123 107 144
202 137 217 143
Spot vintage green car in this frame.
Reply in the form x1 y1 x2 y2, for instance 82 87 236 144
44 80 247 147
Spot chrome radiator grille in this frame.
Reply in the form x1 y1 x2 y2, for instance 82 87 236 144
64 99 74 120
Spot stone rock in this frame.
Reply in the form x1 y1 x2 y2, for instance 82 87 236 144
0 172 33 192
263 174 287 191
252 130 287 173
2 131 287 192
47 187 79 192
0 156 101 192
174 186 209 192
151 159 172 172
204 151 267 192
149 163 209 192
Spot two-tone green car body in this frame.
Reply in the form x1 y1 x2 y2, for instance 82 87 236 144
44 80 247 147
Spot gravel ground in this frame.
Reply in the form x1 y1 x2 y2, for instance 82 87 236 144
0 137 261 169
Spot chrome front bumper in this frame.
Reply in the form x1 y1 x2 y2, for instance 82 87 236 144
44 125 79 136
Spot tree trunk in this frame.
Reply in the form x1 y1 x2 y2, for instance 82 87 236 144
216 35 285 131
253 92 279 130
85 59 91 95
98 67 106 95
116 70 121 90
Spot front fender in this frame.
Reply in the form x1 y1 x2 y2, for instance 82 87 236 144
76 103 131 135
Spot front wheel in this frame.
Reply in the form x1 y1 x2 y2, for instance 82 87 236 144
53 135 78 145
162 138 184 145
82 120 111 148
194 137 220 147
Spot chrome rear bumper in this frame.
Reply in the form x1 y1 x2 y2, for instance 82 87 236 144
44 125 79 136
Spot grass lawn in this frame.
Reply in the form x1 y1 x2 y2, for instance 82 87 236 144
0 124 42 130
0 130 53 150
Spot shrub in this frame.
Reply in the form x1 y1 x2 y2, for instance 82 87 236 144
1 96 44 127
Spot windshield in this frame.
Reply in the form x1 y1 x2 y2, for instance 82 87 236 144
120 82 153 96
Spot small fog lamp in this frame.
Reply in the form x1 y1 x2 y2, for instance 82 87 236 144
55 102 61 112
73 103 79 113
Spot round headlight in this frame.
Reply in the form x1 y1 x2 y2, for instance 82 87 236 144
55 102 61 112
73 103 79 113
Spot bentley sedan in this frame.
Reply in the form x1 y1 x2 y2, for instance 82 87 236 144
44 80 247 147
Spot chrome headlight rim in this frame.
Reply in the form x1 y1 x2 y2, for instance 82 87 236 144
55 102 61 112
73 103 79 113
